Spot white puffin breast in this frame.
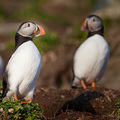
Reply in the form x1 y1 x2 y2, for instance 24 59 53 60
6 41 41 97
73 34 109 83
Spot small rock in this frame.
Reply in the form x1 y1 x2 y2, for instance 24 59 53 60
8 108 14 113
0 108 4 112
61 95 65 99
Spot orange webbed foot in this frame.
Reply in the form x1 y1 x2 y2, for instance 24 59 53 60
81 80 87 89
13 94 32 104
13 93 18 101
92 82 95 88
21 99 32 104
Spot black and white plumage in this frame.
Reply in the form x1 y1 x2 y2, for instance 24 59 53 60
2 22 46 101
72 15 109 89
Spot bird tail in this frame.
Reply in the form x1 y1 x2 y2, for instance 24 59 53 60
72 77 81 88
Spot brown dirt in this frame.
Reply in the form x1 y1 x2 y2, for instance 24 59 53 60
33 87 119 120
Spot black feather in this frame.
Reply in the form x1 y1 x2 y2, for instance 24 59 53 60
2 71 8 98
87 27 104 38
15 33 32 50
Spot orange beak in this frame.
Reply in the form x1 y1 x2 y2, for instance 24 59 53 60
37 25 46 36
81 19 87 31
34 24 46 37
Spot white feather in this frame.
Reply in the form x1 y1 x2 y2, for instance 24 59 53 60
5 41 41 100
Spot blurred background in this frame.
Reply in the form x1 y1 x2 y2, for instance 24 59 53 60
0 0 120 90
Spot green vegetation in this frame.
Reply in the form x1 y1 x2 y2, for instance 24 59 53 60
6 41 15 50
102 18 120 29
76 24 88 42
0 80 2 86
116 98 120 119
0 81 46 120
71 23 88 44
90 0 97 7
16 6 69 26
0 0 70 26
34 32 59 54
102 18 113 26
0 80 2 98
0 99 45 120
0 6 9 20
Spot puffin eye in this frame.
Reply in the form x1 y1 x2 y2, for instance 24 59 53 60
28 23 30 27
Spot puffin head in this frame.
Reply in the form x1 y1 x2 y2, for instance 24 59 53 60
81 15 103 33
17 21 46 38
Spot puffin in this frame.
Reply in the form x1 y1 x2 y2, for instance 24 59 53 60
2 21 46 102
72 15 109 89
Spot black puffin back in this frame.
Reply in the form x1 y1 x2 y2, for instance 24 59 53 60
15 33 32 50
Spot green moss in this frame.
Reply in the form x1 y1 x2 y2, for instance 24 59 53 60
116 98 120 119
0 98 45 120
0 80 45 119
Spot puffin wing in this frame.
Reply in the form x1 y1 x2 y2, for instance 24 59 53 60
2 71 8 98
